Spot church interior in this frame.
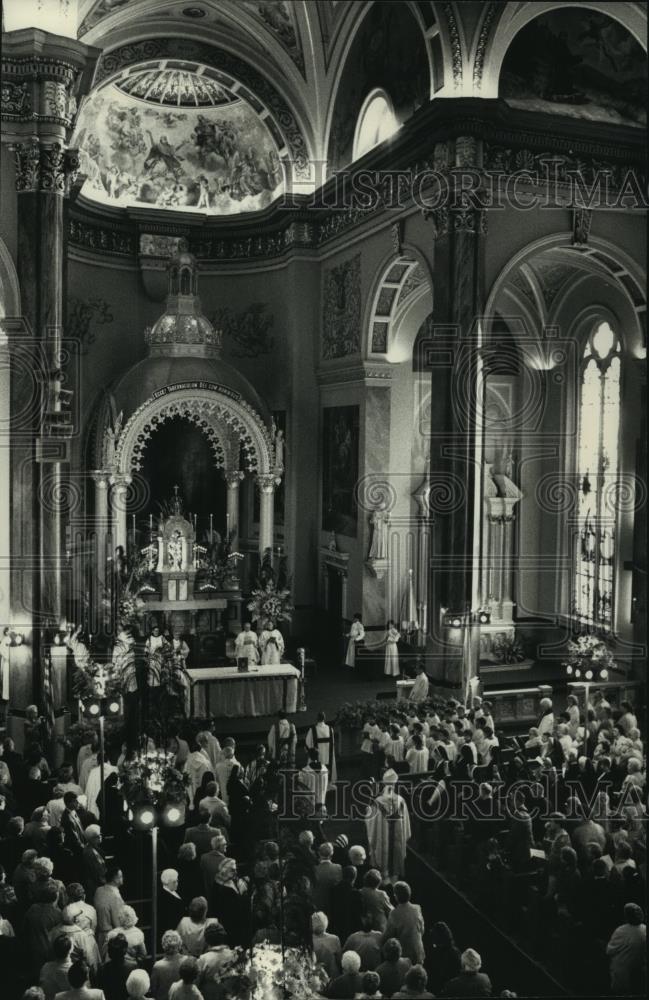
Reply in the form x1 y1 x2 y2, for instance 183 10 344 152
0 2 647 998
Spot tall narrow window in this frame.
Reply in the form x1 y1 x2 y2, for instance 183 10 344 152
573 321 621 631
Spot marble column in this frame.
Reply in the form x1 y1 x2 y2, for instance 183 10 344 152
484 498 522 623
91 471 110 604
225 470 243 547
424 192 487 692
257 474 276 556
110 475 131 555
2 29 98 703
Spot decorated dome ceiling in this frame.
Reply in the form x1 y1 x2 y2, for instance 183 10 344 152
115 66 237 107
72 63 284 215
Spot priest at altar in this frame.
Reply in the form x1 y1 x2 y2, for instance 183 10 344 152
259 620 284 665
305 711 337 783
365 770 412 882
234 623 259 665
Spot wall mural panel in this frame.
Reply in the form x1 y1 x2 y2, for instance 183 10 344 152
327 1 430 169
322 405 360 537
500 10 646 127
73 75 284 215
322 254 361 360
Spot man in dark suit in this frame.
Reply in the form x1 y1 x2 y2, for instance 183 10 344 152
60 792 85 856
313 841 343 912
183 807 218 857
330 865 363 944
158 868 185 943
81 824 106 900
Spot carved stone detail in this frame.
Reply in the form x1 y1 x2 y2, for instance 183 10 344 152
473 2 499 90
1 80 31 116
12 141 41 192
441 3 463 87
572 208 592 247
322 254 361 360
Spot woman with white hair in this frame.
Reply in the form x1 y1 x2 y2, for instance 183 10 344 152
441 947 492 996
311 910 342 978
209 859 249 947
24 807 51 853
326 950 363 999
126 968 152 1000
537 698 554 737
55 905 101 972
105 905 146 961
151 930 184 1000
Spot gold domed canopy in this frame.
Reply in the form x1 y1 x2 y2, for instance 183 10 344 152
145 251 222 358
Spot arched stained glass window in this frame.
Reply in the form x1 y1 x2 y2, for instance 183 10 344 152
573 321 621 631
353 89 398 161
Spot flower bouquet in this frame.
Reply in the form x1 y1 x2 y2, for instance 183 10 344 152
491 632 526 664
247 582 293 624
563 634 615 679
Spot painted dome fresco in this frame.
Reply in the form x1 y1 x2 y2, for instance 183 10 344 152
72 61 284 215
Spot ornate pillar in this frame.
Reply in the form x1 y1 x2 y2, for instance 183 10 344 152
484 499 522 623
256 474 276 556
110 475 131 555
224 470 244 547
91 471 110 603
423 156 487 693
2 29 98 697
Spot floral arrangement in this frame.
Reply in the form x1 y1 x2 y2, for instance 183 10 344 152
491 632 526 664
118 593 146 627
214 943 328 1000
119 749 189 808
247 582 293 624
563 634 615 679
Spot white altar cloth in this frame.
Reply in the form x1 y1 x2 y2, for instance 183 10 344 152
188 664 301 718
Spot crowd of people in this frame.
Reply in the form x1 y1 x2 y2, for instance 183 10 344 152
0 683 645 999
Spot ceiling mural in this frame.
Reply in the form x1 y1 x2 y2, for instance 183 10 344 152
116 67 237 107
240 1 305 74
500 9 646 127
72 69 284 215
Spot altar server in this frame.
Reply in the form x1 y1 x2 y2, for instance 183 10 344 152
305 711 337 783
259 619 284 665
345 613 365 669
234 622 259 666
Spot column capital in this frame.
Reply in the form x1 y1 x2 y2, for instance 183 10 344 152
10 140 80 194
109 472 132 489
90 470 110 487
224 470 245 488
256 473 278 493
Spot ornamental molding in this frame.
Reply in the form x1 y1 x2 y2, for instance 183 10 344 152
114 384 273 478
472 2 499 91
94 38 311 179
316 362 393 388
441 3 463 88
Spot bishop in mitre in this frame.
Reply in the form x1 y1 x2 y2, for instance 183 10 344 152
365 769 412 882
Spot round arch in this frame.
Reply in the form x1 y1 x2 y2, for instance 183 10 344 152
114 384 274 479
478 1 647 98
485 233 646 358
0 238 20 320
365 246 433 359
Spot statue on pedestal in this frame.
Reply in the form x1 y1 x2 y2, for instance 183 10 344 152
368 502 390 560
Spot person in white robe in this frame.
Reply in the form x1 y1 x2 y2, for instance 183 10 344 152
299 751 328 815
85 759 118 818
409 665 430 704
183 734 214 799
267 711 297 764
384 620 400 677
234 623 259 666
305 712 337 784
214 747 239 806
405 736 429 774
365 770 412 882
345 614 365 668
259 620 284 665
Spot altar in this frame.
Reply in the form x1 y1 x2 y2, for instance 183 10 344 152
188 663 301 718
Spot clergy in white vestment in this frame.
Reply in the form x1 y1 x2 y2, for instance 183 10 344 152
85 760 118 817
267 711 297 763
384 620 400 677
234 623 259 665
214 747 239 806
345 613 365 668
305 711 337 783
259 620 284 665
409 664 430 703
183 735 214 799
299 751 328 814
203 729 222 773
365 770 412 882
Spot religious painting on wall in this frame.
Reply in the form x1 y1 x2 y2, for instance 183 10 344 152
500 9 646 127
72 65 284 215
322 406 360 537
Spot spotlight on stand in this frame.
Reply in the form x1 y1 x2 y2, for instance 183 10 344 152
444 612 464 628
105 697 123 717
163 803 185 827
133 805 157 831
477 610 491 625
82 698 102 719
